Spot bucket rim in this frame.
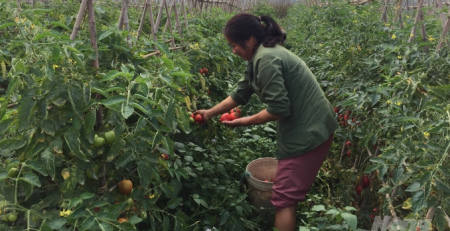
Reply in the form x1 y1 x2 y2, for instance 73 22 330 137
245 157 277 184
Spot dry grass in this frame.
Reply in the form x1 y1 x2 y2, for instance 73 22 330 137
268 0 294 18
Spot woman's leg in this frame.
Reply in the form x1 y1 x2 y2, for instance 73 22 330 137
274 204 297 231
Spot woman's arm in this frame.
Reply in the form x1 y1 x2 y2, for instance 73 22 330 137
222 109 283 127
194 96 239 120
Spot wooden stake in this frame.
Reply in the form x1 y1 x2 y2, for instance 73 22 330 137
181 0 189 28
435 0 446 28
172 0 183 44
437 15 450 51
408 0 425 43
154 0 166 32
164 0 176 47
87 0 99 69
137 0 148 41
148 0 158 43
419 9 429 53
70 0 88 41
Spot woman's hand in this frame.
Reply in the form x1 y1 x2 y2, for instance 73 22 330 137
193 109 211 125
221 117 247 128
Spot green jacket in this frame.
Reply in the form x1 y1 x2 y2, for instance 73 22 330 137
230 44 338 159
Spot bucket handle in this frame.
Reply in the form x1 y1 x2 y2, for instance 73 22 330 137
239 171 252 185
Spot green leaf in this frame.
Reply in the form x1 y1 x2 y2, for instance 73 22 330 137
80 216 95 231
138 161 154 188
84 111 96 144
341 212 357 231
100 70 132 82
220 210 230 225
26 160 48 176
50 21 71 31
99 30 113 41
129 215 143 225
0 118 15 134
0 22 15 29
311 205 326 211
167 197 183 209
121 102 134 119
106 139 126 162
163 136 174 158
155 42 170 56
41 146 55 180
102 95 126 107
163 216 170 231
98 222 113 231
325 209 340 215
26 142 47 158
405 182 421 192
44 217 67 230
171 71 193 78
435 178 450 193
152 132 162 150
0 139 27 154
0 171 8 181
411 190 426 214
19 172 41 187
42 120 55 136
371 93 381 106
18 97 36 131
68 198 83 209
69 84 84 119
80 192 95 199
435 207 447 231
64 128 88 162
164 99 175 128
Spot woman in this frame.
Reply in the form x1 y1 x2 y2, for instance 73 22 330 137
194 13 338 231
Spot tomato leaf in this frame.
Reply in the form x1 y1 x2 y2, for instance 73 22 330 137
167 197 183 209
80 192 95 199
41 146 55 180
121 102 134 119
0 139 27 155
0 118 15 134
84 111 96 144
138 162 154 188
435 178 450 193
26 160 48 176
340 212 357 231
129 215 143 225
106 139 125 162
18 97 36 131
69 84 84 119
44 217 67 230
50 21 71 31
80 216 95 231
18 172 41 187
0 22 15 29
411 190 426 214
0 171 8 181
220 210 230 225
64 128 88 162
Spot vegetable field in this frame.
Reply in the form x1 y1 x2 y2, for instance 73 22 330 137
1 0 450 230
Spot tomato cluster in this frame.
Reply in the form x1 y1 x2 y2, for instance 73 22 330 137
334 107 360 128
190 113 204 123
199 67 208 75
94 130 116 148
220 108 241 122
355 175 370 196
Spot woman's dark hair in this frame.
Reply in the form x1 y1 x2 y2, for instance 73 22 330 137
224 13 286 50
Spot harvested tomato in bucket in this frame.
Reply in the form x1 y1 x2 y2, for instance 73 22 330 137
241 157 278 210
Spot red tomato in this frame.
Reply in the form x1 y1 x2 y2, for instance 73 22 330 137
346 141 351 146
94 207 100 212
161 154 169 160
347 150 351 156
194 114 204 123
362 175 370 188
203 68 208 74
334 107 339 113
230 108 241 116
190 113 195 119
352 118 356 123
344 115 349 120
339 114 343 120
220 113 230 122
229 112 239 121
355 184 363 195
199 69 204 74
207 90 211 95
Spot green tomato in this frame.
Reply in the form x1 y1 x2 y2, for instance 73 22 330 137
3 215 9 221
189 117 195 124
94 135 105 148
7 168 19 178
126 198 133 206
104 130 116 144
8 213 17 222
139 211 147 219
31 215 39 223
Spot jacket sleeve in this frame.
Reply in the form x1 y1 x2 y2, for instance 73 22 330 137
230 69 255 105
255 55 291 117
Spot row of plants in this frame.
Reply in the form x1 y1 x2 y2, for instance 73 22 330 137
284 0 450 230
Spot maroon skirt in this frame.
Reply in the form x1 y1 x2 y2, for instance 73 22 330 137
271 133 334 211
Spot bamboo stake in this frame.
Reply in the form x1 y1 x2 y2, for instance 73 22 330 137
419 10 429 53
437 15 450 51
148 0 158 43
435 0 446 28
408 0 425 43
87 0 99 69
172 0 183 44
137 0 148 41
200 0 204 16
70 0 88 41
164 0 176 47
181 0 189 28
154 0 166 32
